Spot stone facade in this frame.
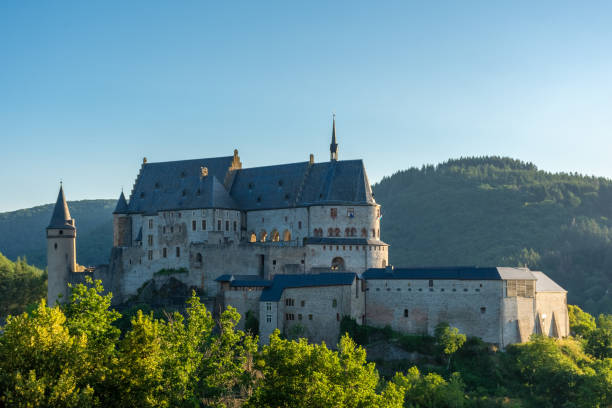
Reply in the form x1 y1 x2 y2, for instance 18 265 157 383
47 124 568 348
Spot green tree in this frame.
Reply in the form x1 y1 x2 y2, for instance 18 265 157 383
392 366 466 408
586 314 612 359
434 323 466 370
569 304 597 338
246 331 403 408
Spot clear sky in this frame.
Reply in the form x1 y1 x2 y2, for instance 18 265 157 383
1 1 612 212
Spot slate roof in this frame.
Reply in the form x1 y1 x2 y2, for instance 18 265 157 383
47 186 75 230
215 274 272 287
497 267 536 281
363 266 503 280
127 156 235 214
531 271 567 292
125 155 375 214
260 273 357 302
113 191 129 214
304 237 388 246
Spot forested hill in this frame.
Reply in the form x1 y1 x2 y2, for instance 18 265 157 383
373 157 612 315
0 200 115 268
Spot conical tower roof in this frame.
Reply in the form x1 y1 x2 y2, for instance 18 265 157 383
47 185 75 230
113 191 129 214
330 114 338 161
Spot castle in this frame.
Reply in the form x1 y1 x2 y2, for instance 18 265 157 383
47 119 569 347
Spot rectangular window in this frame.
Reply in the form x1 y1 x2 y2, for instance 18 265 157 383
192 220 196 231
347 208 355 217
225 220 229 231
308 314 313 320
336 313 340 321
298 221 302 229
162 248 167 258
163 226 166 233
176 247 180 257
429 279 434 287
147 250 153 260
202 220 206 230
233 221 237 231
285 298 295 307
217 220 221 230
266 302 272 311
330 208 337 218
147 235 153 246
148 219 153 229
298 314 302 321
404 309 409 317
285 313 295 321
266 314 272 323
300 300 305 307
332 299 337 308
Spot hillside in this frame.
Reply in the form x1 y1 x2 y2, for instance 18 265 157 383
0 199 115 268
373 157 612 315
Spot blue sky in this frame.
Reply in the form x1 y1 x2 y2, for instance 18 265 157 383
1 1 612 212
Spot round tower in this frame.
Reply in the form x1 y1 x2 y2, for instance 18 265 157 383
47 184 77 305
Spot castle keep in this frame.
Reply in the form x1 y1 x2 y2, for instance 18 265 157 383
47 119 569 348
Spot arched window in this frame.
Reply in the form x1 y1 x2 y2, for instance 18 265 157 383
361 228 367 237
196 253 203 263
271 230 280 242
283 230 291 241
351 227 357 237
334 228 340 237
249 232 257 243
260 230 267 242
372 229 376 238
345 227 350 237
331 257 345 271
328 228 334 237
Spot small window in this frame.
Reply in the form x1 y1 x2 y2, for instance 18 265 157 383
54 243 58 250
59 230 63 235
147 250 153 260
225 220 229 231
464 288 468 292
148 219 153 229
347 208 355 217
336 313 340 321
192 220 196 231
140 192 145 198
266 314 272 323
233 221 237 231
298 314 302 321
429 279 434 287
301 300 305 307
147 235 153 246
202 220 207 230
217 220 221 230
298 221 302 229
404 309 409 317
176 247 180 257
162 248 167 258
170 227 174 233
330 208 337 218
266 302 272 311
332 299 337 308
178 212 182 218
308 314 313 320
278 179 283 186
480 307 486 314
273 260 277 265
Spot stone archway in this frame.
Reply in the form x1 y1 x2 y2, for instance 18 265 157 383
331 257 345 271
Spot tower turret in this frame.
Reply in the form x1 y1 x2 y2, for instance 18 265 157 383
330 114 338 161
113 191 132 247
47 184 77 305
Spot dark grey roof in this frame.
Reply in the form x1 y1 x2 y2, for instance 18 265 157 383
304 237 388 246
127 156 235 214
230 160 374 210
125 154 375 214
215 274 272 287
260 273 357 302
113 191 129 214
47 186 75 230
363 266 502 281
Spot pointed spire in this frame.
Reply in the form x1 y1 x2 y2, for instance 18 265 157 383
47 184 75 229
330 113 338 161
113 191 129 214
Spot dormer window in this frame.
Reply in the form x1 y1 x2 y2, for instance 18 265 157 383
180 171 186 178
257 196 262 203
278 180 283 187
155 182 160 189
140 192 145 198
182 190 187 197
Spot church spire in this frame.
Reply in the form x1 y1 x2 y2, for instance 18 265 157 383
47 184 75 230
330 114 338 161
